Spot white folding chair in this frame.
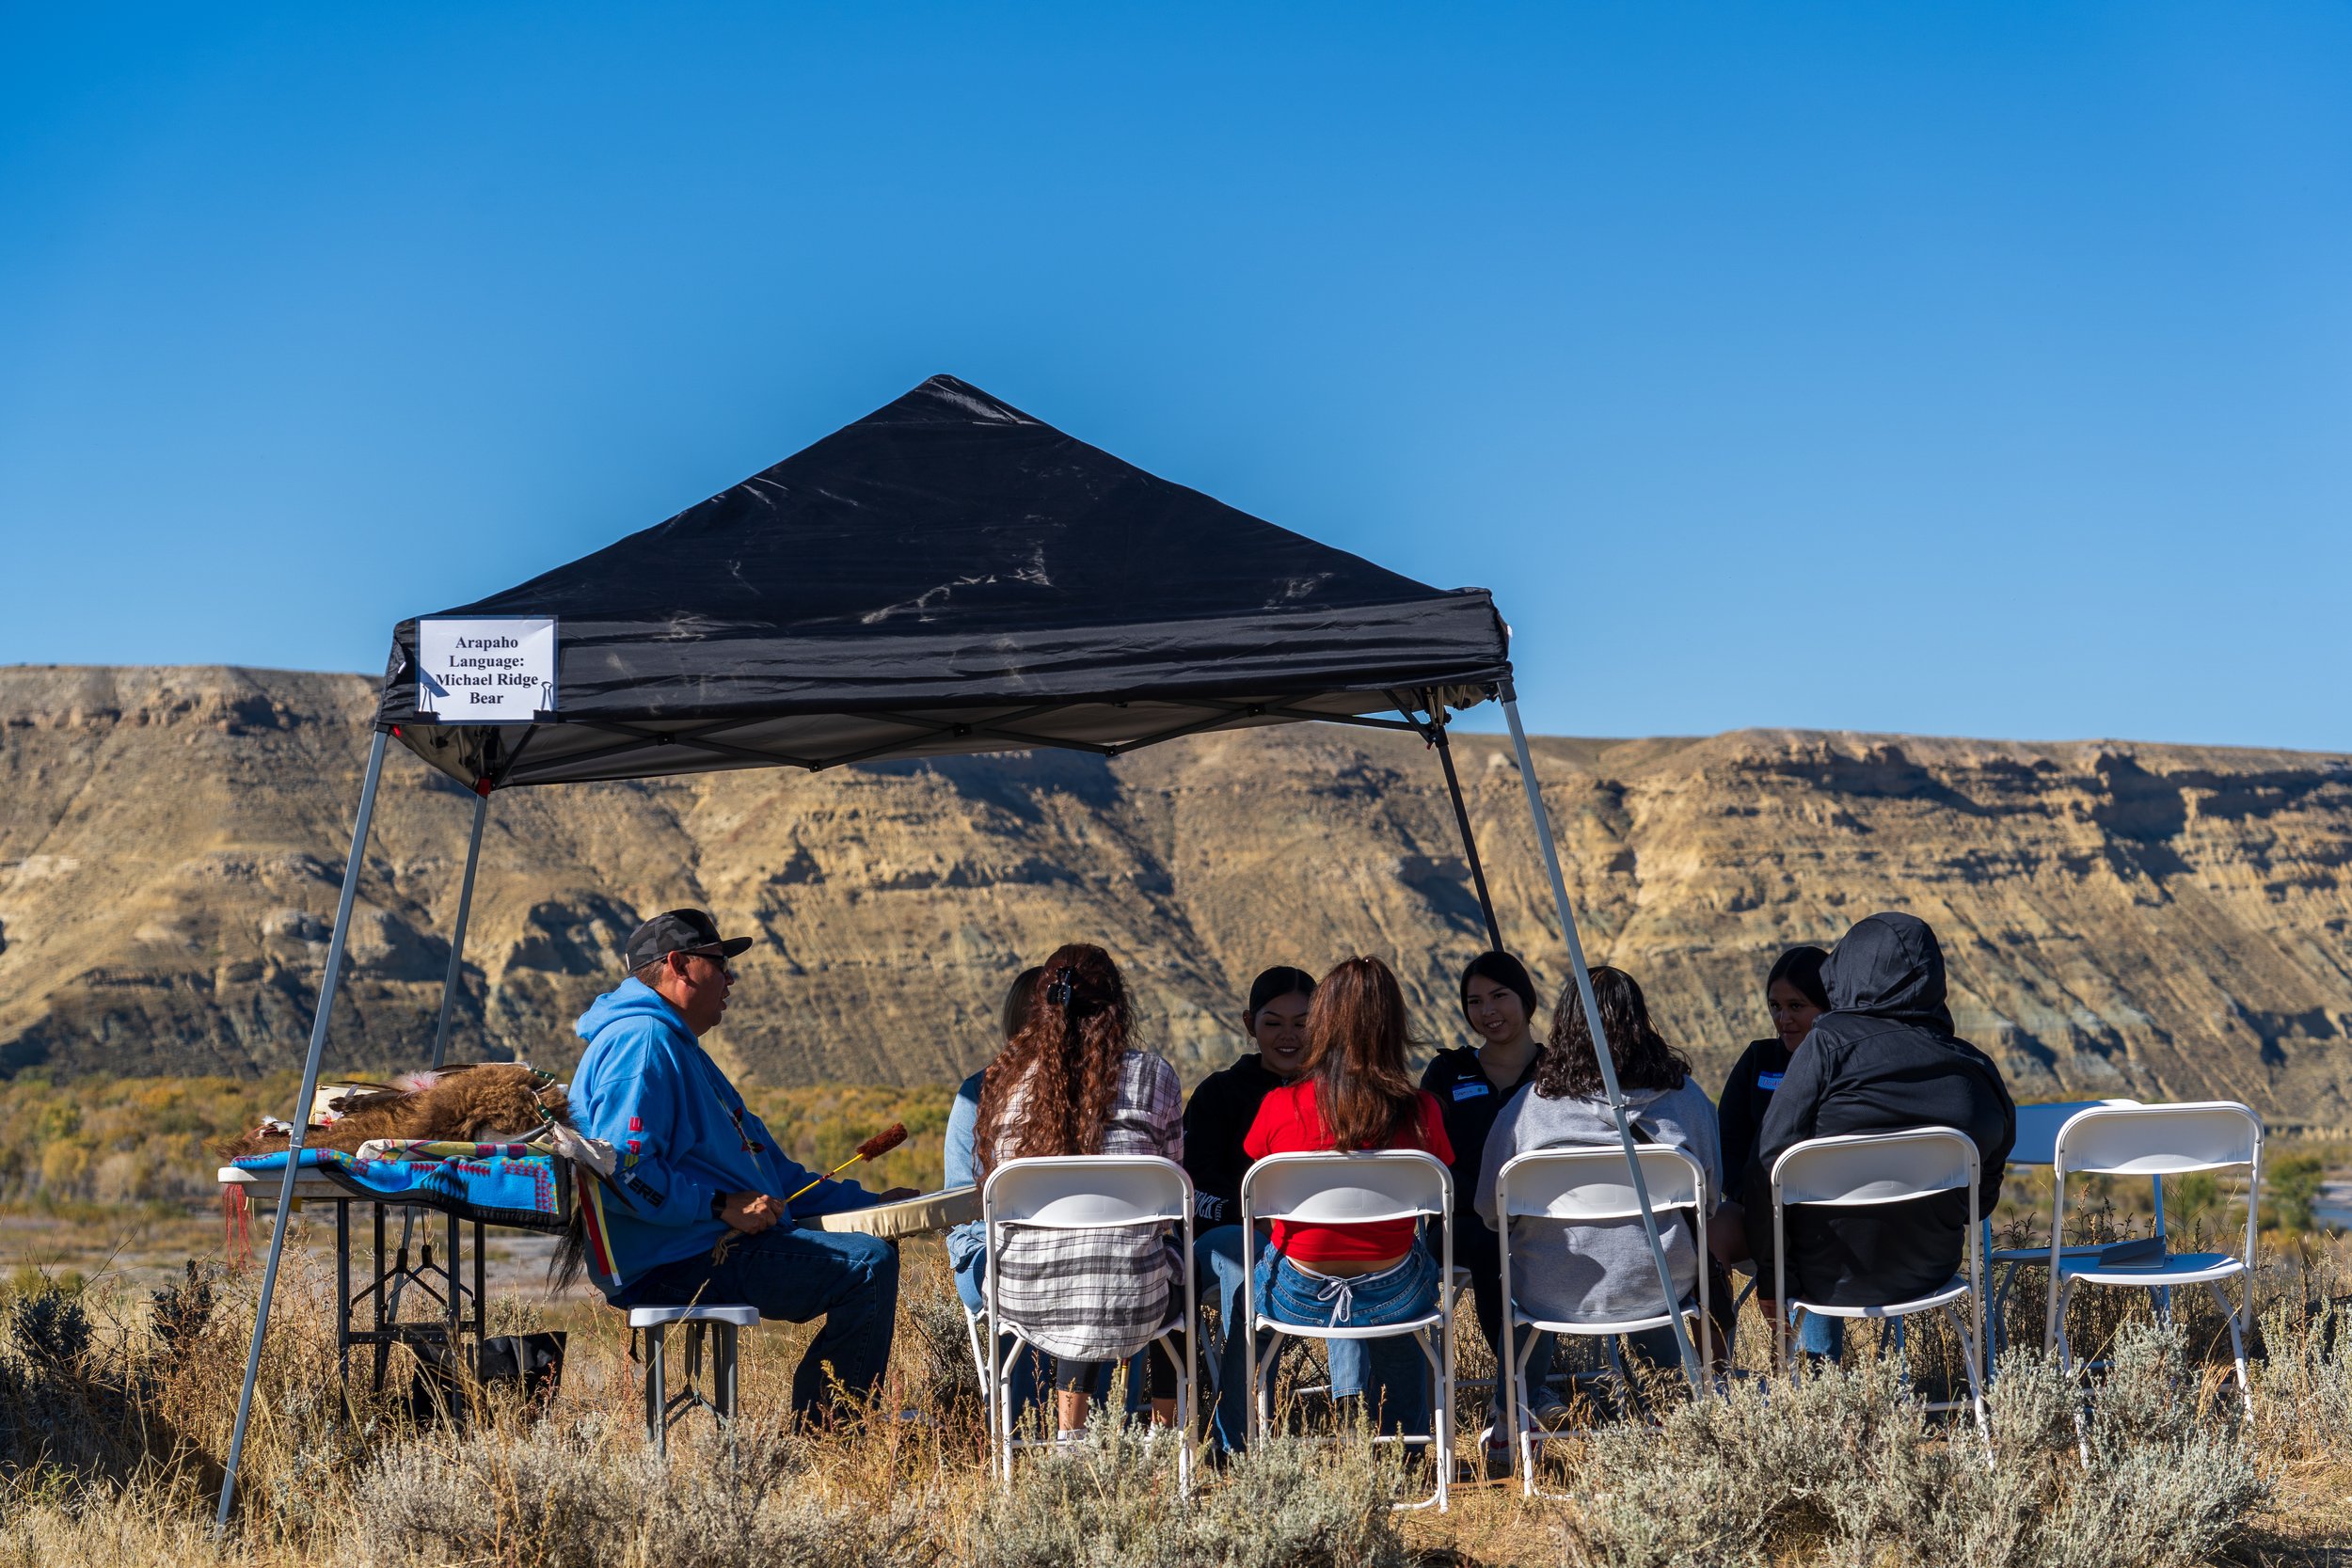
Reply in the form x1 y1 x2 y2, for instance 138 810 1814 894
982 1155 1198 1495
2042 1101 2261 1421
1443 1264 1487 1404
1495 1146 1712 1497
1986 1098 2140 1362
1770 1128 1990 1450
960 1292 992 1391
1240 1149 1454 1512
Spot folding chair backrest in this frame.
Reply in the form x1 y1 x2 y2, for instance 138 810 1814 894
983 1155 1189 1229
2010 1098 2138 1166
1499 1146 1706 1222
1242 1149 1449 1227
1772 1127 1976 1208
2054 1101 2260 1179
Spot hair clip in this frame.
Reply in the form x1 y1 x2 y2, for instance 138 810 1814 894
1046 966 1077 1007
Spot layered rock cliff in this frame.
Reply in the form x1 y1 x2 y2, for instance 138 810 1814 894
3 666 2347 1128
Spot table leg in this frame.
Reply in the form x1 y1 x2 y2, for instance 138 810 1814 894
335 1200 352 1393
372 1202 390 1395
446 1209 463 1423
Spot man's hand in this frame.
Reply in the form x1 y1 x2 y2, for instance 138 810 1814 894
873 1186 921 1203
718 1191 787 1234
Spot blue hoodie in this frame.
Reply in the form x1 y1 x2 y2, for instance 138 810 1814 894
572 977 874 1292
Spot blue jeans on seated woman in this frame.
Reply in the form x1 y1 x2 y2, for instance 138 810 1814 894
1197 1225 1370 1452
1252 1244 1438 1439
1791 1312 1902 1362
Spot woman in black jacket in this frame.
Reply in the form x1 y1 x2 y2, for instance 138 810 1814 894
1709 945 1830 1270
1705 947 1827 1354
1182 965 1321 1452
1422 951 1554 1437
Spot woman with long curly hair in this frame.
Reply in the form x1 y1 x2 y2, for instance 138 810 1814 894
975 943 1184 1441
1240 955 1454 1442
1471 966 1721 1381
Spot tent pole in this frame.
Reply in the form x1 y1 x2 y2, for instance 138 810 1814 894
216 728 389 1533
1430 718 1502 953
1501 694 1705 1392
427 788 489 1069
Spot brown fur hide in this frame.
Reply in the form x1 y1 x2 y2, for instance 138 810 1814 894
215 1064 570 1159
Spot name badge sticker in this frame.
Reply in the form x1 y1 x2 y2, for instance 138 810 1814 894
1756 1071 1786 1091
1452 1081 1491 1101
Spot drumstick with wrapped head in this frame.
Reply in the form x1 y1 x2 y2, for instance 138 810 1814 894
781 1122 907 1206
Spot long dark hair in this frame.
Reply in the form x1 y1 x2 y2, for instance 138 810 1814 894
1534 966 1692 1101
1766 945 1830 1011
1303 956 1426 1151
999 966 1045 1039
975 944 1133 1171
1458 950 1536 1021
1247 965 1316 1020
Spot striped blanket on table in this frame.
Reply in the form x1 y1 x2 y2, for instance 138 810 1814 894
230 1145 567 1232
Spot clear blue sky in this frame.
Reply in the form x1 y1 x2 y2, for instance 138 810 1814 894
3 4 2346 750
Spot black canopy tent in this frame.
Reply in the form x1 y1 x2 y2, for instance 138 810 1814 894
219 376 1695 1526
374 375 1511 788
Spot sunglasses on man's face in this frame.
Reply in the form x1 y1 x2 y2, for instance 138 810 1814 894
670 950 735 980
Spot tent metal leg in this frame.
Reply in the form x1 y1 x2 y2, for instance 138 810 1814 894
1501 696 1704 1392
427 789 489 1069
216 728 390 1533
1431 721 1502 953
388 788 491 1322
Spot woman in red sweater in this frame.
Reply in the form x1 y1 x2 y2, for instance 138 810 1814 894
1243 955 1454 1439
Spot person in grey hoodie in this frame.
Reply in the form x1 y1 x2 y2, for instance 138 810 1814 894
1474 966 1722 1390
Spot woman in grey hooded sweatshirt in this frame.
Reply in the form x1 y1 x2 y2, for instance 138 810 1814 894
1473 966 1722 1370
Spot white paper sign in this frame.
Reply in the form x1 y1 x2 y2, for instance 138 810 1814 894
416 618 557 722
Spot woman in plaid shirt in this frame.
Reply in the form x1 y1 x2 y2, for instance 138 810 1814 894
977 942 1185 1440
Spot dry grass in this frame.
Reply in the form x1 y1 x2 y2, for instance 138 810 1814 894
0 1229 2344 1567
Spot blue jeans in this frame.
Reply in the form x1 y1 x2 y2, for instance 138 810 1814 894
1792 1313 1901 1361
1613 1323 1692 1372
954 1250 1149 1420
1797 1312 1844 1359
954 1253 1042 1422
1197 1225 1369 1450
1252 1244 1438 1440
622 1222 897 1423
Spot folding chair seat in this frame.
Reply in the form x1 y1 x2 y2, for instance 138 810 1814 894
2042 1101 2261 1424
982 1155 1197 1495
1240 1149 1455 1512
1494 1145 1713 1497
628 1303 757 1454
1770 1128 1991 1451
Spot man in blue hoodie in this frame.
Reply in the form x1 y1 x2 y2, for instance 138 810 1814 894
573 909 911 1424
